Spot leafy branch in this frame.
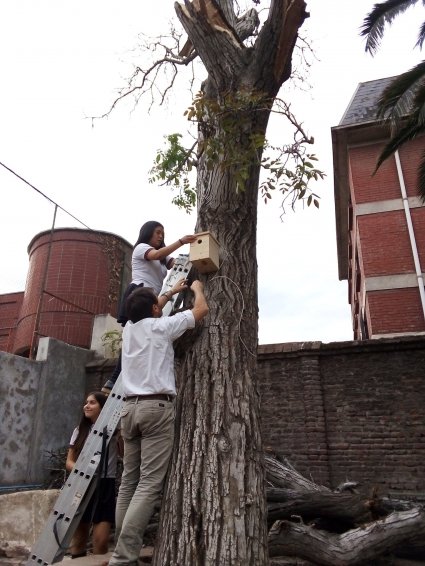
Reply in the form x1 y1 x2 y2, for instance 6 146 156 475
149 134 198 213
150 91 325 213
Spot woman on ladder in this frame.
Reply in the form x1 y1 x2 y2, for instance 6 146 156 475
102 220 196 394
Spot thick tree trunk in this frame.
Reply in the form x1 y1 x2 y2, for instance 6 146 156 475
153 2 308 564
153 112 269 565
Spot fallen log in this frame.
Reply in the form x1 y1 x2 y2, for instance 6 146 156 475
264 454 330 493
267 488 372 526
268 509 425 566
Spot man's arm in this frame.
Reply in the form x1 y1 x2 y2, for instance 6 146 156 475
190 280 209 322
158 277 189 310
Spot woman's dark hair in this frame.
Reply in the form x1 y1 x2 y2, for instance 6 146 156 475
126 287 158 323
72 391 107 459
134 221 166 265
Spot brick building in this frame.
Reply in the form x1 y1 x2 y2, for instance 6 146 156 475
0 228 132 357
332 77 425 339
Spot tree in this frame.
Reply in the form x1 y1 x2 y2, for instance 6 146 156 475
153 3 309 564
361 0 425 201
106 1 313 564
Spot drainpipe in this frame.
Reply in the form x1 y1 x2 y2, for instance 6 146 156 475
394 150 425 322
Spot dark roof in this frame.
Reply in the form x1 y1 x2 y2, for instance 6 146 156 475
339 76 396 126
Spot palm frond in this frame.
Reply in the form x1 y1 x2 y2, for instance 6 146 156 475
361 0 420 54
413 78 425 126
375 118 425 170
415 20 425 48
376 61 425 125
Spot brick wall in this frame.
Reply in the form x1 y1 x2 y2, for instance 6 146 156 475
258 337 425 495
347 138 425 338
357 211 414 276
86 337 425 497
399 138 424 197
367 288 424 335
349 143 400 204
0 292 23 352
412 207 425 267
258 342 331 485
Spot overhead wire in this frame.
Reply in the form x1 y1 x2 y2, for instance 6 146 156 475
0 160 92 230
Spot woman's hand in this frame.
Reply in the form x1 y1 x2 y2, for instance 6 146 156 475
179 235 197 245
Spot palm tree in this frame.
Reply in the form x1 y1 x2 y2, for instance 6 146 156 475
361 0 425 201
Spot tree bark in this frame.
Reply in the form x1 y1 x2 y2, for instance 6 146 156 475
154 117 269 566
267 489 372 526
268 510 425 566
153 2 308 564
264 454 330 493
150 453 425 564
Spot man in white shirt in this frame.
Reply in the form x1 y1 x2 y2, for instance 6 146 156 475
108 279 208 566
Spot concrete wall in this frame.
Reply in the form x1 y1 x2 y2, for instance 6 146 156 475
0 489 59 556
0 351 41 486
0 338 93 486
2 332 424 499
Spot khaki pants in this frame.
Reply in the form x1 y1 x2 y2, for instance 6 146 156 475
109 398 174 565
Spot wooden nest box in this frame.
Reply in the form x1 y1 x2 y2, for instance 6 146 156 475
189 231 219 273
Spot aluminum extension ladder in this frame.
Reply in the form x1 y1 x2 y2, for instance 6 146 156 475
26 255 192 565
160 254 192 316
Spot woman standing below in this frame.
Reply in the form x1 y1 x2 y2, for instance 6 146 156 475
66 392 119 558
102 220 196 393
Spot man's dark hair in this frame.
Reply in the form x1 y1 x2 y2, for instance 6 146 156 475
125 287 158 323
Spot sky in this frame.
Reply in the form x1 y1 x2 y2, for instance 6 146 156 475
0 1 423 345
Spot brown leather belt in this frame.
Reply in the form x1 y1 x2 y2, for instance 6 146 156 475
125 393 175 402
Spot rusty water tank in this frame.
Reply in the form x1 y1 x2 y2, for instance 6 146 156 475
12 228 132 356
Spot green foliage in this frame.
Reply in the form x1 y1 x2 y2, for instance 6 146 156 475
186 91 268 192
150 91 324 213
101 329 123 357
149 133 197 213
259 151 323 209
